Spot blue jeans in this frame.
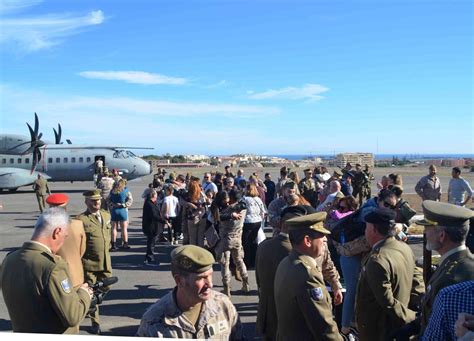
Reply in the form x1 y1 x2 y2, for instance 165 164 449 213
340 254 361 328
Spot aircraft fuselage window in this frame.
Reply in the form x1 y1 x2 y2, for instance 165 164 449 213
17 158 22 164
56 158 60 163
64 158 68 163
25 158 30 164
86 157 91 163
48 158 53 164
71 157 76 163
79 157 84 163
2 159 6 164
10 158 14 164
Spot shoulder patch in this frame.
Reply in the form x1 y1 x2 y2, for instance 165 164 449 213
310 287 324 301
61 278 72 293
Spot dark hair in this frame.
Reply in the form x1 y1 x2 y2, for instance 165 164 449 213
437 224 468 243
388 173 403 186
378 189 396 202
390 185 404 198
228 189 242 203
339 195 359 211
452 167 461 174
289 228 322 245
265 173 270 177
372 221 397 237
210 191 229 223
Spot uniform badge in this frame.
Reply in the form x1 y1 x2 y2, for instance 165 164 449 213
217 320 228 333
61 278 71 293
310 287 323 301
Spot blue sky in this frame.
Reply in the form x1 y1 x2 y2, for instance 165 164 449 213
0 0 472 155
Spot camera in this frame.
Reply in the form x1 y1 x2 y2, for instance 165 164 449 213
88 276 118 314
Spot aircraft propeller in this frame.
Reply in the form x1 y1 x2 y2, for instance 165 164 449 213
25 113 45 173
53 123 62 144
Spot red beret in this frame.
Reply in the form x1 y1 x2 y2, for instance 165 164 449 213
46 193 69 206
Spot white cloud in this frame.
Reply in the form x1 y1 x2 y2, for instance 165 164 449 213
78 71 187 85
248 83 329 102
0 0 42 15
1 7 105 52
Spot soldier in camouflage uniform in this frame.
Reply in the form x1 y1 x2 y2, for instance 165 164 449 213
352 164 369 206
137 245 243 339
298 168 318 207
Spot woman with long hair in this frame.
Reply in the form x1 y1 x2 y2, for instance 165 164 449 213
242 183 266 268
108 179 133 250
181 178 207 247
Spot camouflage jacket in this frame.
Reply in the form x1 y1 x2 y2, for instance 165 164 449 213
137 289 243 340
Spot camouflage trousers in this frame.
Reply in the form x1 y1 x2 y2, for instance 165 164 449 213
219 247 248 285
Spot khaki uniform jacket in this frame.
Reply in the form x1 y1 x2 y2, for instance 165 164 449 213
355 237 418 341
34 177 50 195
255 234 292 339
215 206 246 256
56 219 86 288
77 209 112 272
274 249 342 341
137 289 243 339
0 242 91 333
256 235 342 340
420 248 474 333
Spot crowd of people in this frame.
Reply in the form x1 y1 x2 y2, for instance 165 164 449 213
1 163 473 340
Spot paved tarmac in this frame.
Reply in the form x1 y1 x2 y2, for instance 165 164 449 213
0 176 261 337
0 168 453 337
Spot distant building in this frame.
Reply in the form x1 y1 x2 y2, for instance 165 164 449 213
335 153 374 168
442 159 466 168
425 160 444 167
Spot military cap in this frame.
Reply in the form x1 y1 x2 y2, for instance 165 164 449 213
46 193 69 207
82 189 101 200
286 212 330 235
171 245 215 273
365 208 396 225
418 201 474 227
281 204 316 219
333 170 342 177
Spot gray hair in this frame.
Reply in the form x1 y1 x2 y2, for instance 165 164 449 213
436 223 469 244
33 207 70 239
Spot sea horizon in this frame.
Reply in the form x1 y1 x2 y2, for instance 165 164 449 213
267 154 474 161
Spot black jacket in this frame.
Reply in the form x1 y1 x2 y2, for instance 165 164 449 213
142 199 163 236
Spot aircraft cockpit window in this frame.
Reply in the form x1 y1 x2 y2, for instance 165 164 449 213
113 150 129 158
126 151 137 158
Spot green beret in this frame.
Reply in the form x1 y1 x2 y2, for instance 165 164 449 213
171 245 215 273
83 189 101 200
286 212 331 235
419 201 474 227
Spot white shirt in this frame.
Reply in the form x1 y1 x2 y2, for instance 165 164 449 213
162 195 179 218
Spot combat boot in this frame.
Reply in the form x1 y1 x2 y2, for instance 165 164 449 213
241 277 250 293
222 283 231 297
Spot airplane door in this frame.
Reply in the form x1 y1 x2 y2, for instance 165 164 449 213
94 155 105 174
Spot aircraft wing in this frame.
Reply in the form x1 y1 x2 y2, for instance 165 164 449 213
44 145 153 150
0 168 50 189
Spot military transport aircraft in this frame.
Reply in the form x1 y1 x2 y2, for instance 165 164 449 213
0 114 152 191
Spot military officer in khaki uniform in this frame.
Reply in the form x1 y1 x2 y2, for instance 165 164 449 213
417 201 474 335
46 193 86 289
274 212 342 341
33 173 51 212
137 245 243 339
77 189 113 335
355 208 423 341
298 168 318 207
256 205 343 341
0 208 93 333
